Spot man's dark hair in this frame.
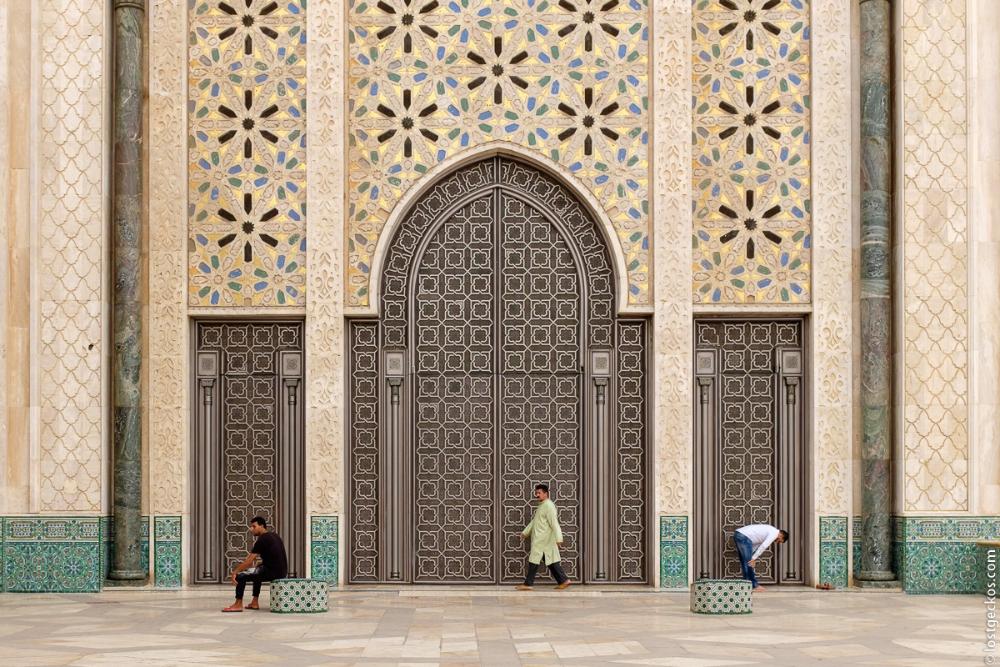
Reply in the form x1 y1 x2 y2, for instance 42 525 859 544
250 516 267 528
534 483 549 493
779 529 789 543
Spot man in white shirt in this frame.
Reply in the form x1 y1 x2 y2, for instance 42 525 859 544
733 523 788 591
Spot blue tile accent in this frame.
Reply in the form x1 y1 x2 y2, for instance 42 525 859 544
154 516 182 588
310 516 338 586
659 516 687 588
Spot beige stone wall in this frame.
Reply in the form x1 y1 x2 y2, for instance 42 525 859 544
2 0 32 515
969 0 1000 515
898 0 969 514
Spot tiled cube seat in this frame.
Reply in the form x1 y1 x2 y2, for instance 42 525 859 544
690 579 752 614
270 578 328 613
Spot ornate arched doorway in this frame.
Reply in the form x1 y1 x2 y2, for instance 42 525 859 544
347 156 648 583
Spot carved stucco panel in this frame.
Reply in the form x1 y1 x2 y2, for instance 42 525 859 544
149 0 188 513
811 0 852 515
653 0 692 515
900 0 969 512
306 0 345 515
37 0 106 512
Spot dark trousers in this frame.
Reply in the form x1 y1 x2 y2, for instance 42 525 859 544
733 533 759 588
525 559 568 586
235 569 274 600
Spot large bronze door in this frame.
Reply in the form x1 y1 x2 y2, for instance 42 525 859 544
192 321 305 583
349 157 648 584
693 319 805 585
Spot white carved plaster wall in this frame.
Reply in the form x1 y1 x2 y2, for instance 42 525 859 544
34 0 107 513
899 0 969 513
969 0 1000 515
148 0 188 522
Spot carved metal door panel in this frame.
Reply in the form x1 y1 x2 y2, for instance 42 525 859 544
193 321 304 583
349 156 648 584
693 320 804 585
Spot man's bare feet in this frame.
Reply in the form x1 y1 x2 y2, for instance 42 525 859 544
753 586 767 593
555 581 571 590
221 602 243 612
515 585 533 591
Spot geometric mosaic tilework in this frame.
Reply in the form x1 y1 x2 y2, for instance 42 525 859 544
689 578 752 614
188 1 307 306
900 0 968 512
310 516 338 586
818 516 848 589
854 516 1000 594
154 516 182 589
270 578 329 613
896 516 998 594
692 0 811 303
347 0 650 308
659 516 688 588
2 517 102 593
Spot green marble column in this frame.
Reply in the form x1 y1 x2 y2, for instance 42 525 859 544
108 0 146 582
858 0 896 586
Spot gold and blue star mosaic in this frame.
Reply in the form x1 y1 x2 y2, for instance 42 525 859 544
692 0 811 303
188 0 307 307
348 0 650 307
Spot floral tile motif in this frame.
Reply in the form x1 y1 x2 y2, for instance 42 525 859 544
692 0 811 303
154 516 182 589
347 0 650 307
188 0 307 306
659 516 688 588
818 516 847 588
310 515 339 586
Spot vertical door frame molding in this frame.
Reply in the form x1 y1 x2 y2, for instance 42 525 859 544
190 318 307 583
692 315 812 585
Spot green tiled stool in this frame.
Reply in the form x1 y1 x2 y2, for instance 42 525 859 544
690 579 752 614
270 578 328 613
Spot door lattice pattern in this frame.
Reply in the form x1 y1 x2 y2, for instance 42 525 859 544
694 321 801 584
349 157 647 583
195 322 304 579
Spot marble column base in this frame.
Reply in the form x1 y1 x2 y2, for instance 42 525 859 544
855 578 901 590
103 575 148 587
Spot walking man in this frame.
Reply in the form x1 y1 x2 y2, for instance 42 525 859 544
516 483 571 591
222 516 288 612
733 523 788 591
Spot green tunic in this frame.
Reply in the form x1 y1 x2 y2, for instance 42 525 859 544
522 498 563 565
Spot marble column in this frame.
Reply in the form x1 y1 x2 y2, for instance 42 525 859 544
108 0 146 581
857 0 896 585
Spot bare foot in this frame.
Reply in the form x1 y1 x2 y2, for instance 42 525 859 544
753 586 767 593
555 581 571 590
221 603 243 612
514 585 533 591
246 603 260 610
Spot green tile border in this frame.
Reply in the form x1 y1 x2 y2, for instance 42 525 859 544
659 516 688 588
2 516 103 592
154 516 182 589
819 516 848 589
853 515 1000 594
310 515 338 586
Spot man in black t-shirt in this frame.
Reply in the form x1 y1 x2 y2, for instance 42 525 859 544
222 516 289 612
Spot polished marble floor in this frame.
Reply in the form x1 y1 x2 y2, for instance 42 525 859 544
0 586 984 666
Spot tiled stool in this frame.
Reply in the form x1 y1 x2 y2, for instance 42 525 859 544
689 579 752 614
270 578 328 613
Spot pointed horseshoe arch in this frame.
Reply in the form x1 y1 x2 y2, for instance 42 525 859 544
347 155 649 584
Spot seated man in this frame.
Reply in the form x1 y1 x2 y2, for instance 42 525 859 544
222 516 288 612
733 523 788 592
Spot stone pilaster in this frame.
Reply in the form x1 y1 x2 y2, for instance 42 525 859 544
857 0 896 585
108 0 145 581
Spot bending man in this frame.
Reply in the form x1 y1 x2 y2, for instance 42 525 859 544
733 523 788 591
